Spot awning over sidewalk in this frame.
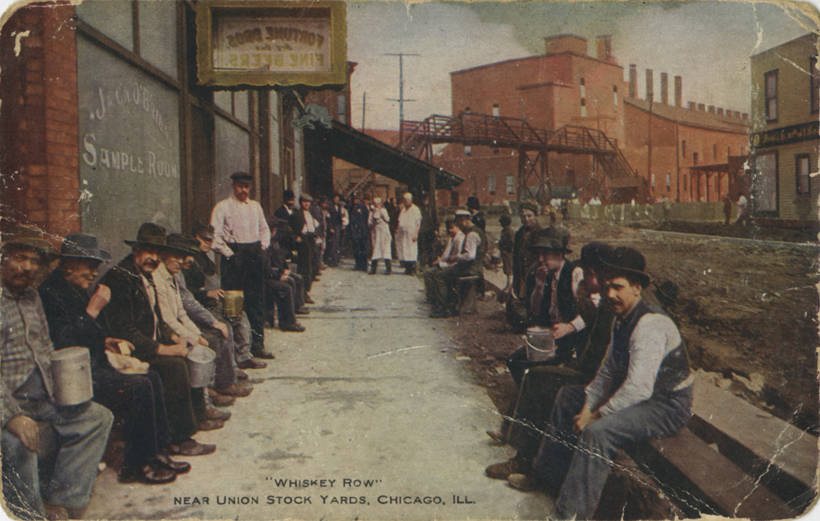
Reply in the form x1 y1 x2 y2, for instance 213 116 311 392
307 121 463 190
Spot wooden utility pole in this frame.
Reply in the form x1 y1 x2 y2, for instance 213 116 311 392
385 52 419 144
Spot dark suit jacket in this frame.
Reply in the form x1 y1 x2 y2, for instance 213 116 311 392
265 239 290 280
99 255 174 362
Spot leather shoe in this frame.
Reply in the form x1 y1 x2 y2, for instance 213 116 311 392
215 382 253 397
198 418 225 431
485 457 528 480
237 369 249 380
252 350 276 360
280 322 305 332
155 452 191 474
118 463 176 485
507 473 540 492
238 358 267 369
205 406 231 421
44 505 69 521
304 295 315 304
295 308 310 315
486 429 506 445
208 389 236 407
169 438 216 456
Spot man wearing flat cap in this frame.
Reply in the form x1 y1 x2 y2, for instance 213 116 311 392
39 233 188 485
210 172 273 360
100 223 216 458
1 225 113 520
510 246 692 520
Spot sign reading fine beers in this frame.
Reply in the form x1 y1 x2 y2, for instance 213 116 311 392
196 1 346 87
214 17 331 73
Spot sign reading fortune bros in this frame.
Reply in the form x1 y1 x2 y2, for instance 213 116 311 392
196 1 346 87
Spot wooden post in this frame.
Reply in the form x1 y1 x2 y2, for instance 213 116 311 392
428 167 437 226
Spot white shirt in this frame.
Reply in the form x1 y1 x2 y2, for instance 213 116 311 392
551 261 586 332
437 231 465 268
455 229 481 263
301 209 318 234
210 195 271 257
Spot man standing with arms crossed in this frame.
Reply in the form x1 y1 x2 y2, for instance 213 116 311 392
210 172 274 360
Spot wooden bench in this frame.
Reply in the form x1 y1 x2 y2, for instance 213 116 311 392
626 374 815 519
457 275 482 314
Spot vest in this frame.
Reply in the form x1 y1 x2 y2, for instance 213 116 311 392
609 299 691 399
460 228 486 276
537 260 578 327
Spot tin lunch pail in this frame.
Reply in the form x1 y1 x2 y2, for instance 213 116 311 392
51 347 94 406
186 345 216 388
525 327 557 362
223 290 244 319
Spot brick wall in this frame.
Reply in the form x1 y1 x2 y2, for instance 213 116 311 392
1 1 79 238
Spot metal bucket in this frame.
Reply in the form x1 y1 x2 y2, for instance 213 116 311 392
223 290 244 319
288 262 298 273
51 347 93 406
186 345 216 388
525 327 556 362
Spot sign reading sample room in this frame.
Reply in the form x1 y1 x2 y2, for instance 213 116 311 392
214 17 332 72
196 1 346 87
77 36 181 260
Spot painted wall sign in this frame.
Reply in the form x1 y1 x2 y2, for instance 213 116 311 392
196 1 346 87
751 120 820 148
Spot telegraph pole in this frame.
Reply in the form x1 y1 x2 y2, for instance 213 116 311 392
385 52 419 144
361 91 366 132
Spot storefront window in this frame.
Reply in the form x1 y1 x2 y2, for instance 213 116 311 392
76 0 133 51
270 90 281 176
77 36 181 260
214 91 233 114
753 153 777 213
138 0 178 79
214 117 251 202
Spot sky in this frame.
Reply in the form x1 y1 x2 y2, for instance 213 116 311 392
346 1 819 131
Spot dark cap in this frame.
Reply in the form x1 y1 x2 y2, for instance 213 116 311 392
60 233 111 263
466 196 480 210
230 172 253 184
192 222 214 241
165 233 200 256
528 227 571 254
520 201 538 214
283 189 295 201
600 246 650 287
578 241 612 270
300 193 313 202
125 222 169 250
1 224 55 255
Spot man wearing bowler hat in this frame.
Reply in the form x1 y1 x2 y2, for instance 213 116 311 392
1 225 113 520
39 233 188 485
100 223 216 458
509 246 693 520
210 172 274 360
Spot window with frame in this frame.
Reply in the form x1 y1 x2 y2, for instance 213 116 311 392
796 154 811 194
681 140 686 158
488 175 496 194
580 98 587 117
811 57 819 113
505 175 515 195
693 152 698 165
683 174 688 191
764 70 778 121
613 85 618 106
713 144 717 160
666 173 672 190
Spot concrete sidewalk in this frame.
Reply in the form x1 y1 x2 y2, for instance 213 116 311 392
84 260 552 520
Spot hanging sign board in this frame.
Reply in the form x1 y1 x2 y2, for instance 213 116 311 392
196 1 346 87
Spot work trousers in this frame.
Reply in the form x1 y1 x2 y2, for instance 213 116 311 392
222 242 265 353
93 368 170 470
296 235 315 292
429 263 476 313
148 356 202 444
289 273 306 310
351 237 369 271
266 278 297 327
533 385 691 520
205 301 253 364
200 326 237 389
2 401 113 518
324 231 341 266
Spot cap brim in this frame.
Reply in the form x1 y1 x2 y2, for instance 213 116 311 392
599 259 650 287
60 251 111 263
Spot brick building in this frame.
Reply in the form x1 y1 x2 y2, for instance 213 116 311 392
422 34 750 205
749 33 819 224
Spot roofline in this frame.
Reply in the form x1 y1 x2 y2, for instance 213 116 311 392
544 33 587 41
450 51 623 77
750 32 816 58
624 98 750 134
516 81 573 91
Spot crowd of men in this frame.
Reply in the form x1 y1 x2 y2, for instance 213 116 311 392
1 173 692 520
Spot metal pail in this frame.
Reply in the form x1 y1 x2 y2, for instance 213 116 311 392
525 327 556 362
223 290 244 319
186 345 216 388
51 347 93 406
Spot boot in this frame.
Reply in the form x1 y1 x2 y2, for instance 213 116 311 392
384 259 392 275
368 260 377 275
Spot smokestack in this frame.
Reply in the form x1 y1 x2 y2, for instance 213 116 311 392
708 105 715 113
717 108 724 116
660 73 669 105
596 35 613 61
645 69 654 102
629 64 637 98
688 102 696 110
698 103 706 111
674 76 682 107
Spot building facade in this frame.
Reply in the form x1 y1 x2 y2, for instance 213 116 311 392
750 33 819 224
427 34 750 206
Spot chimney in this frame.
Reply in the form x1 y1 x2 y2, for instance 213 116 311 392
596 35 613 62
688 101 696 110
674 75 682 107
660 73 669 105
717 107 724 116
629 64 637 98
646 69 654 102
708 105 715 113
698 103 706 111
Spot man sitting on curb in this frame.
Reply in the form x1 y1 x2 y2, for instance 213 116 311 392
428 210 485 318
422 218 463 303
1 225 113 520
507 246 693 520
